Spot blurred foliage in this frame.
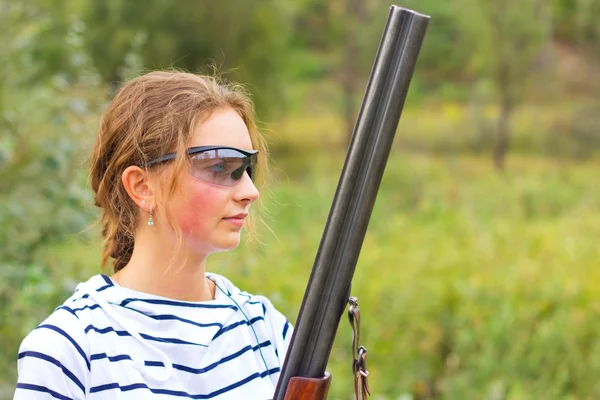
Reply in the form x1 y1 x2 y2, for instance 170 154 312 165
1 0 600 398
553 0 600 53
80 0 295 115
0 0 101 386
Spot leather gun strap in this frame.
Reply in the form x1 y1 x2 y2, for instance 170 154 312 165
348 297 371 400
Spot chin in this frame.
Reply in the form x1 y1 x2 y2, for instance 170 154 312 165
185 239 240 257
212 235 242 252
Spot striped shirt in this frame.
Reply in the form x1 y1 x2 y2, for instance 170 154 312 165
15 273 293 399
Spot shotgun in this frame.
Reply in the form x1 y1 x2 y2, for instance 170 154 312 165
275 5 429 400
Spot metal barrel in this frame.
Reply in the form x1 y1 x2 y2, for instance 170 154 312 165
274 6 429 399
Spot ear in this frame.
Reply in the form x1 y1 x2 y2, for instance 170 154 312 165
122 166 154 208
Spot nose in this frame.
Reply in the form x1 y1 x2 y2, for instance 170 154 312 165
233 170 260 204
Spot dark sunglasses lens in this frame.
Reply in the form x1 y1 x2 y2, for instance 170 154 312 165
190 149 256 186
231 153 257 181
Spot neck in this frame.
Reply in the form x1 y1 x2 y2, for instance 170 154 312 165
112 230 215 302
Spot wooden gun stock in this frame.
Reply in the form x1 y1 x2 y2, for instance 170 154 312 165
283 373 331 400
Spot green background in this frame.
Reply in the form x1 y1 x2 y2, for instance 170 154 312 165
1 0 600 398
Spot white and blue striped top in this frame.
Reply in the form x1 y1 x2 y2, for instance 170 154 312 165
15 273 293 399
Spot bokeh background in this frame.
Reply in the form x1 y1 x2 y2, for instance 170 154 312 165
1 0 599 399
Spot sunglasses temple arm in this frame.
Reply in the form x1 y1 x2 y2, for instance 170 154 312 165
145 153 177 167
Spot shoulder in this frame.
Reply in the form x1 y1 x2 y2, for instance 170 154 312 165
208 272 293 340
17 299 91 399
17 275 109 371
19 296 91 369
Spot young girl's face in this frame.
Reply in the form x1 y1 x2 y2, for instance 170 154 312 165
160 107 260 255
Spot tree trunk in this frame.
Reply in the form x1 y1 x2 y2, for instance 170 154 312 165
342 69 356 148
341 0 367 147
493 96 514 172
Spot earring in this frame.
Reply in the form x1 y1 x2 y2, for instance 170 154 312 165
148 205 154 226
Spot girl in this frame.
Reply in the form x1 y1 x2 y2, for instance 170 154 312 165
15 71 292 399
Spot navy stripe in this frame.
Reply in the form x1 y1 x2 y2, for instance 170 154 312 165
283 321 290 339
262 303 267 316
118 304 224 329
16 383 73 400
18 351 85 394
90 353 132 362
212 316 263 340
63 303 224 331
66 304 101 313
90 382 145 393
74 282 113 300
100 274 114 286
145 340 272 374
55 306 81 320
37 324 90 371
120 298 238 309
238 294 267 306
84 325 208 347
57 304 100 318
230 293 263 310
90 367 281 398
239 292 254 300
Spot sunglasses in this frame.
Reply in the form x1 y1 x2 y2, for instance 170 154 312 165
145 146 258 187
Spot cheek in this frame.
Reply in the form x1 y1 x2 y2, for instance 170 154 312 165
175 185 223 235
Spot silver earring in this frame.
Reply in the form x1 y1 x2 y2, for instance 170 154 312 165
148 205 154 226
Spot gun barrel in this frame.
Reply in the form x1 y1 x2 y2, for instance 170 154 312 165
274 6 429 399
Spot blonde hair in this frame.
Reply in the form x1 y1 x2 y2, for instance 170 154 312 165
89 70 268 272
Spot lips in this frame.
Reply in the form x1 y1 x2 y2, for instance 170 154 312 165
224 213 248 220
223 213 247 227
